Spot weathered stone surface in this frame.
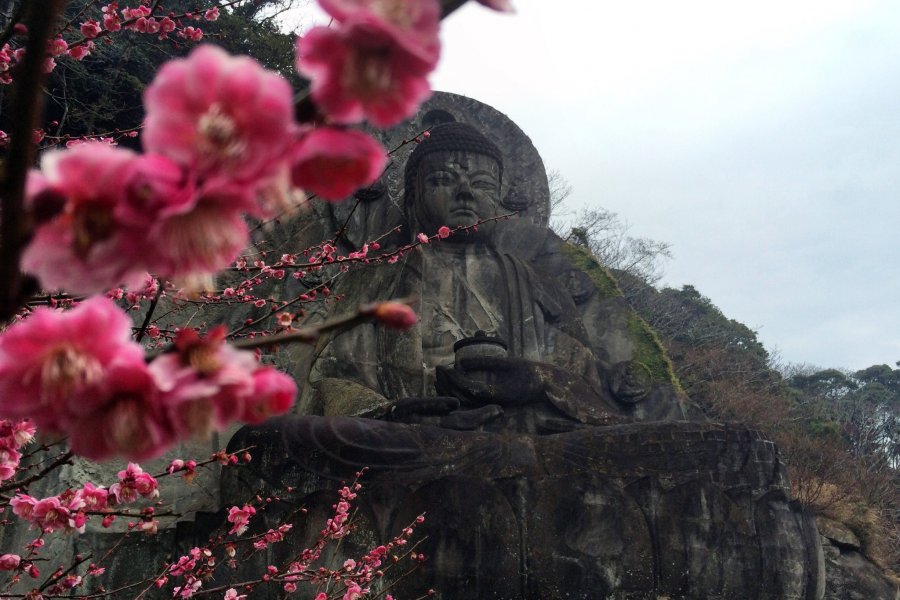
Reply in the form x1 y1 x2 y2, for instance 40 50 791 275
821 537 899 600
818 517 862 551
222 420 823 599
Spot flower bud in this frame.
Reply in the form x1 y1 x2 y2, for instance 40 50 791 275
371 302 417 330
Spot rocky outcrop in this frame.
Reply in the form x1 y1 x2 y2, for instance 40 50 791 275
222 420 824 599
819 517 899 600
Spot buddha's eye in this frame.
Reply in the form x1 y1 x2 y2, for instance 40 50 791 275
472 179 497 191
426 171 455 186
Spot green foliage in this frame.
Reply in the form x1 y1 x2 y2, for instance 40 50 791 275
661 285 769 364
39 0 302 142
560 243 680 390
788 364 900 470
560 241 621 298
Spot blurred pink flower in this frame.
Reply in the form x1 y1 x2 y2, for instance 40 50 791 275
21 143 150 294
289 128 386 200
0 297 144 431
297 0 440 127
0 554 20 570
149 327 257 438
142 183 251 285
371 301 417 329
241 368 297 424
65 360 174 461
0 441 21 481
143 45 294 184
119 153 196 225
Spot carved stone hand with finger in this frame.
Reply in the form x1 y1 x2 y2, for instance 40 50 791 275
386 395 504 430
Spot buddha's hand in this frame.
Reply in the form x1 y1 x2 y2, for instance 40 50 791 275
387 396 503 431
435 357 545 407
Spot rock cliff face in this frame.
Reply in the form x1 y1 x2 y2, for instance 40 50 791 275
222 420 823 599
818 517 899 600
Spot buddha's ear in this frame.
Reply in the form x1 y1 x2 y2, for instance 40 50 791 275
501 180 528 212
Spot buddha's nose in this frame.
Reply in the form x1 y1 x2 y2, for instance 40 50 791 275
456 179 474 201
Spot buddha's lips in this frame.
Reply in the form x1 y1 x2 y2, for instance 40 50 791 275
451 208 477 218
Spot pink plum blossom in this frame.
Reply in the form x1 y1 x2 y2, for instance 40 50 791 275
160 16 176 34
0 441 21 481
80 19 102 38
241 368 297 424
0 419 36 447
297 0 440 128
68 41 94 60
143 45 294 184
149 327 296 437
437 225 451 239
30 496 71 532
0 297 144 431
140 183 251 286
75 482 109 510
343 582 364 600
226 504 256 535
289 127 386 200
179 26 204 41
65 360 174 461
0 554 21 570
102 4 122 31
110 463 159 504
149 327 257 438
48 37 68 56
20 142 152 294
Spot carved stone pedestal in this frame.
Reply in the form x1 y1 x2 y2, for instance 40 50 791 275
222 419 825 600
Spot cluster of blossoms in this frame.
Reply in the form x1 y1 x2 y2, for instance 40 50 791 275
0 297 296 460
0 552 39 581
9 463 159 534
170 479 424 600
23 39 387 294
0 419 36 481
0 2 220 85
0 34 93 85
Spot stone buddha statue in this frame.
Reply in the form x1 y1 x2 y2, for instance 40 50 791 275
298 122 638 434
222 110 823 599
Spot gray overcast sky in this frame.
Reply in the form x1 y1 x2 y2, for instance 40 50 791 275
292 1 900 371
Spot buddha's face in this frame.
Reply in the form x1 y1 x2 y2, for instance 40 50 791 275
414 150 501 240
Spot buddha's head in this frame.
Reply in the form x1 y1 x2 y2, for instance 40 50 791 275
404 123 503 243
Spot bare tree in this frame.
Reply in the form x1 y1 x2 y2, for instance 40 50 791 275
547 169 672 290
